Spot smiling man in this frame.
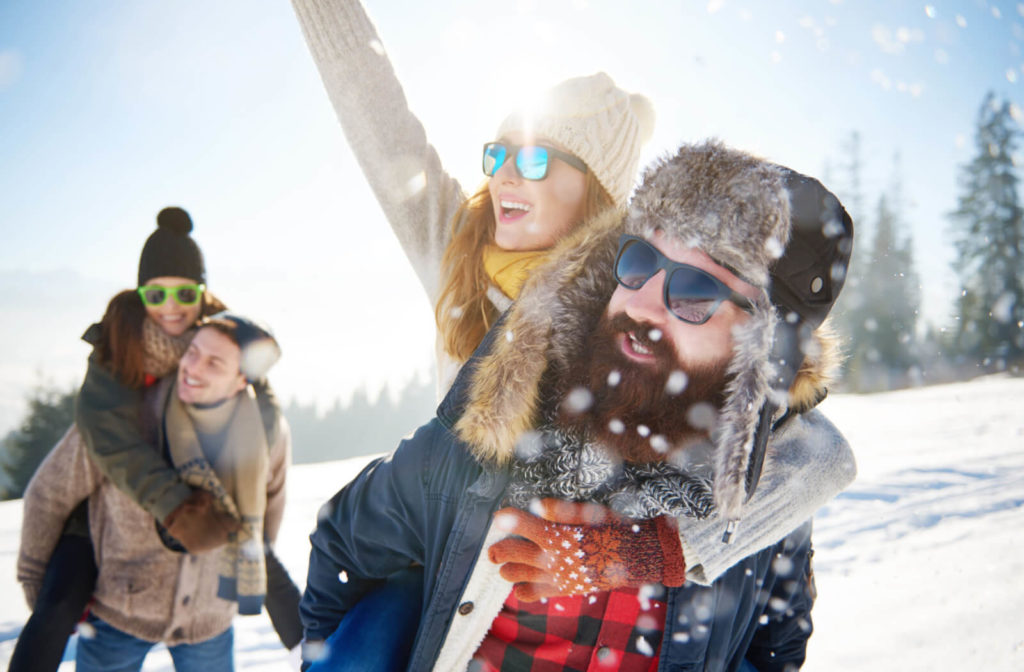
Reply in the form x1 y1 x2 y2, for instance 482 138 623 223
301 141 856 671
19 313 290 672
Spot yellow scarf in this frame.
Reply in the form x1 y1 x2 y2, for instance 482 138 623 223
482 245 550 300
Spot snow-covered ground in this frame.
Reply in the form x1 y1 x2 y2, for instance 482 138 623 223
1 376 1022 670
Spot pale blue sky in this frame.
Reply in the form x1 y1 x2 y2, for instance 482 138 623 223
1 0 1021 434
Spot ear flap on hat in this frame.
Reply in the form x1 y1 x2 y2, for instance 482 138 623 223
729 171 854 533
713 295 777 526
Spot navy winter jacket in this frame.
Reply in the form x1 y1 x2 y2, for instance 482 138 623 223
300 373 816 671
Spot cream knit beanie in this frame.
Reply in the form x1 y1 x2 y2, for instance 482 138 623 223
495 72 655 208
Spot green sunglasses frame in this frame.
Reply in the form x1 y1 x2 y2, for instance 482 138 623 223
137 283 206 307
481 142 588 180
614 235 754 324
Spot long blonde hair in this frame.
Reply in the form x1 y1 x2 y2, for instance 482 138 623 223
435 171 614 362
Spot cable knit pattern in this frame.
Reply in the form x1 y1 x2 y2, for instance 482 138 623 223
496 72 655 207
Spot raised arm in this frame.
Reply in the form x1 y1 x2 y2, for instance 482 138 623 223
291 0 466 303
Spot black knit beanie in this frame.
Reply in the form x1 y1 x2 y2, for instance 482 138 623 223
137 207 206 286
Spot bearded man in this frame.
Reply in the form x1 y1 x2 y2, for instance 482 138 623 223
301 141 856 672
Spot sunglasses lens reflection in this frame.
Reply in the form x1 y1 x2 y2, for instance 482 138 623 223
615 240 657 289
516 146 549 180
482 144 506 176
667 269 720 323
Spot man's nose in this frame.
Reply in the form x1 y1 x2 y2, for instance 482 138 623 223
624 271 669 324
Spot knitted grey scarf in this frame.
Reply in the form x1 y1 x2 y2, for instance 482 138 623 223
506 422 716 521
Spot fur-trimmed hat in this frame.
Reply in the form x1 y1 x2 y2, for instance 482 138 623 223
624 141 853 524
496 72 655 208
455 140 853 528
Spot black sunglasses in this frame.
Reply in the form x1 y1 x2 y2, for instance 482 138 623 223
482 142 588 181
614 235 755 324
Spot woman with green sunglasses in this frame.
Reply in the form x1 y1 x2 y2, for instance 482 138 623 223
11 208 303 671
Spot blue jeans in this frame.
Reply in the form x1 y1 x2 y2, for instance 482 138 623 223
75 615 234 672
305 566 423 672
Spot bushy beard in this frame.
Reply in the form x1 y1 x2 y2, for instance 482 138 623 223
553 312 730 464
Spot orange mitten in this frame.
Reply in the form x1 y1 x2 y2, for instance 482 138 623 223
488 498 685 602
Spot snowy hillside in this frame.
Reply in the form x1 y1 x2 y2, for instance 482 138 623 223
1 376 1022 671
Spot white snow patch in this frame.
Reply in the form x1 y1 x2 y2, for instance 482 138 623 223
0 378 1022 669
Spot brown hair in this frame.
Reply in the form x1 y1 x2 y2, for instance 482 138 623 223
434 172 614 362
96 289 228 388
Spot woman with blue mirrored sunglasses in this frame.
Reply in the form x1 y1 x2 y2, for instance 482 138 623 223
290 2 655 383
481 142 589 181
294 7 852 672
292 4 658 670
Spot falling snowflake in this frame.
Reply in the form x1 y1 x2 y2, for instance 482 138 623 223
650 434 670 453
665 370 688 395
772 555 794 576
565 387 594 413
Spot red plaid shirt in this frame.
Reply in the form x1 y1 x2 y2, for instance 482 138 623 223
473 586 666 671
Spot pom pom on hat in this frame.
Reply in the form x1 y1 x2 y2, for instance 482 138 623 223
205 311 282 381
496 72 655 208
156 207 194 235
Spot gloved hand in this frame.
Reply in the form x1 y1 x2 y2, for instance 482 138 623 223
487 498 686 602
162 489 240 554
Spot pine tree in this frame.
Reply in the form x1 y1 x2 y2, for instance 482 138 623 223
850 194 921 390
949 93 1024 372
0 385 76 500
832 140 922 390
830 131 870 384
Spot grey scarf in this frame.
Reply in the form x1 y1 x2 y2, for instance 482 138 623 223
506 422 716 520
